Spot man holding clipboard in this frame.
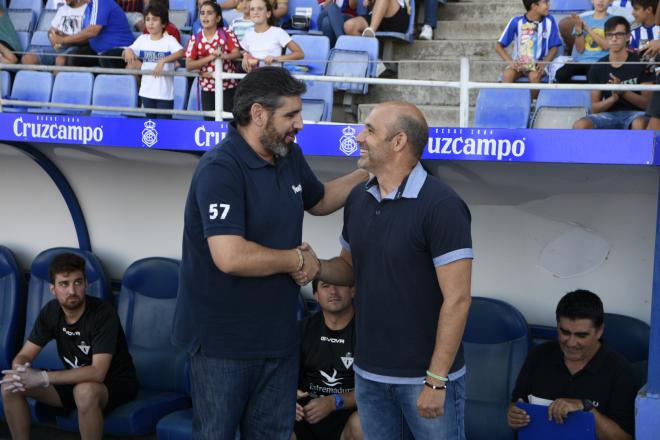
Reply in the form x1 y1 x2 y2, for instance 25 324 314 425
506 290 638 440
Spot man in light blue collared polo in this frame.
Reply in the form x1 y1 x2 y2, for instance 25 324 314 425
296 101 473 440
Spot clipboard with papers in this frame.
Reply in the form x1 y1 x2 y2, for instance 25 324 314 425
517 402 596 440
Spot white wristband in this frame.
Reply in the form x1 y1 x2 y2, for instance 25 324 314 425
41 371 49 388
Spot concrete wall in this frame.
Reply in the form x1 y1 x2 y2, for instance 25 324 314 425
0 142 656 326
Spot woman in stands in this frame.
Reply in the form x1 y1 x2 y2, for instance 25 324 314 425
0 6 20 65
186 0 241 118
123 2 184 119
240 0 304 72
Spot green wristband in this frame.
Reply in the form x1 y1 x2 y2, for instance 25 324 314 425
426 370 449 382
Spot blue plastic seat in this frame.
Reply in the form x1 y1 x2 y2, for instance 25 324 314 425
5 70 53 113
169 9 189 28
462 297 531 440
327 35 378 94
474 89 531 129
171 0 196 27
37 72 94 115
0 246 25 422
8 8 33 31
283 0 322 34
36 8 56 31
531 89 591 128
44 0 63 9
286 34 329 76
602 312 650 387
92 74 138 118
174 77 204 120
9 0 43 23
375 0 415 43
29 29 50 48
173 75 189 112
302 79 333 121
1 70 11 98
551 0 593 12
536 89 591 111
56 258 190 436
16 30 30 51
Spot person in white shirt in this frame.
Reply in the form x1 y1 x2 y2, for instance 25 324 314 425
122 2 184 119
21 0 87 66
240 0 303 72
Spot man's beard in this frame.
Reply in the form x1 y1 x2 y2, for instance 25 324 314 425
260 118 296 157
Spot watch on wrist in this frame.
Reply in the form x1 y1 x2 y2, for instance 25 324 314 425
581 399 594 412
333 394 344 410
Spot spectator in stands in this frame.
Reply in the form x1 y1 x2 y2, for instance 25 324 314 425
123 2 184 119
171 67 368 439
555 0 611 83
116 0 144 12
418 0 437 41
186 0 241 117
317 0 357 47
609 0 635 22
0 253 139 440
496 0 561 94
630 0 658 51
135 0 182 43
573 16 653 129
507 290 637 440
241 0 304 72
296 101 472 440
50 0 135 68
0 6 20 64
21 0 88 68
221 0 289 19
294 280 362 440
344 0 410 37
228 0 255 43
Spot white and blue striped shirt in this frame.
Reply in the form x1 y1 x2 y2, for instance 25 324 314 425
498 14 562 62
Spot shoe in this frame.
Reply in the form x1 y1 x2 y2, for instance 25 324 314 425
419 24 433 40
376 61 387 77
362 27 375 37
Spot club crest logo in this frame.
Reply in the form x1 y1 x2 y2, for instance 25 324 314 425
339 126 358 156
77 341 90 355
142 119 158 148
341 352 354 370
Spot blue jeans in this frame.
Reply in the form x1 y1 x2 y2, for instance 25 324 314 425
355 374 466 440
190 352 299 440
318 3 350 46
420 0 438 27
586 110 647 129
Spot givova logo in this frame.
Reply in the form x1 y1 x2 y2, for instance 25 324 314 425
427 129 526 161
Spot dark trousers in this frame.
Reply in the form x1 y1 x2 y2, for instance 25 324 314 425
141 97 173 119
70 46 126 68
201 87 236 121
555 62 592 83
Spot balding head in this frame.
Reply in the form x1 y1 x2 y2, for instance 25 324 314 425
377 102 429 161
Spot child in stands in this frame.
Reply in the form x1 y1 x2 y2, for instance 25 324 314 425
609 0 635 22
496 0 561 94
186 0 241 117
229 0 255 43
555 0 611 83
630 0 659 50
241 0 303 72
122 2 184 119
136 0 182 43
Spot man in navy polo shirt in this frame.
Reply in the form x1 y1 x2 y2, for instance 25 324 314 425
172 67 368 440
49 0 134 68
297 101 473 440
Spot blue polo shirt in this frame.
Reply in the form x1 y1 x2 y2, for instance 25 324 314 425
83 0 134 54
172 124 325 359
341 162 473 381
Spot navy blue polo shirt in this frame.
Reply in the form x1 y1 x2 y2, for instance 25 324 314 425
172 124 325 359
341 162 473 381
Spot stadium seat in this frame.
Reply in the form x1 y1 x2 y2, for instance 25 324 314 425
169 9 189 29
602 312 650 387
302 79 333 121
4 70 53 113
171 0 196 26
16 30 30 51
92 74 138 117
8 9 33 31
0 70 11 98
551 0 593 12
327 35 378 94
56 258 190 436
36 8 56 32
531 89 591 129
29 29 51 48
286 34 329 76
124 11 143 31
173 74 189 112
44 0 63 9
474 89 531 129
174 77 203 120
284 0 322 34
9 0 43 23
180 32 191 51
375 0 415 43
36 72 94 115
462 297 531 440
0 246 25 422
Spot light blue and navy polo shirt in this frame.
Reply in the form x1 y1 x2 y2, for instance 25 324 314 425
341 162 473 383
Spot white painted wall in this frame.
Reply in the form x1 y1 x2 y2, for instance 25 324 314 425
0 142 656 326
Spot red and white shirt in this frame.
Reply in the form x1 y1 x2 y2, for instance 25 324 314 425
186 28 239 92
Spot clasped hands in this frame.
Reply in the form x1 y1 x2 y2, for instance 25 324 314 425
290 242 320 286
0 363 49 393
